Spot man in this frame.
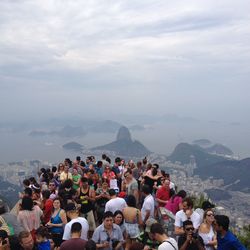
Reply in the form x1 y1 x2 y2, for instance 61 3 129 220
150 222 178 250
174 197 201 235
92 211 124 250
63 203 89 241
60 222 87 250
137 218 160 250
41 190 53 224
122 169 139 204
156 178 170 207
18 231 36 250
178 220 205 250
214 215 246 250
104 189 127 214
141 185 155 224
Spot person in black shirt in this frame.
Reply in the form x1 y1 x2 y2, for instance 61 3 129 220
178 220 205 250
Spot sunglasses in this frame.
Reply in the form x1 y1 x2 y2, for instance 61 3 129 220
185 227 194 231
206 214 214 217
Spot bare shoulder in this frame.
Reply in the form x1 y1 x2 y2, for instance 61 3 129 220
199 223 208 233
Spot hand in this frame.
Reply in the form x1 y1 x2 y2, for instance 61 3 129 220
186 232 193 242
185 209 192 218
143 245 151 250
103 241 109 248
46 221 53 227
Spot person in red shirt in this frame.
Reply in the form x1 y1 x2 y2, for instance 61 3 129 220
156 178 170 207
102 164 116 187
41 190 53 224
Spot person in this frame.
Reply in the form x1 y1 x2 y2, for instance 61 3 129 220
41 190 53 225
72 168 81 190
136 218 160 250
46 198 67 247
128 242 144 250
104 189 127 214
178 220 205 250
198 210 217 250
0 200 24 236
122 169 139 204
95 181 110 224
48 181 58 200
92 211 124 250
60 222 87 250
113 210 126 239
141 185 154 224
60 165 72 183
123 195 142 250
165 190 186 215
102 164 116 187
174 197 201 235
62 203 89 241
150 222 178 250
155 178 170 207
18 231 37 250
214 215 246 250
77 177 96 234
195 201 215 225
0 230 10 250
85 239 97 250
17 197 43 239
35 227 50 250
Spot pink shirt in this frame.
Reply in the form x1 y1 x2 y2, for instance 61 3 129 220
17 205 43 231
165 196 182 215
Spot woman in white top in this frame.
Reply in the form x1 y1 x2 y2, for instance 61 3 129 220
17 196 43 237
198 209 217 250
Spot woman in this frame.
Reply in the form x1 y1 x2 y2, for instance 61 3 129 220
198 210 217 250
114 210 126 239
47 198 67 247
95 181 110 224
102 165 116 187
165 190 186 215
57 163 65 183
123 195 143 250
17 196 43 239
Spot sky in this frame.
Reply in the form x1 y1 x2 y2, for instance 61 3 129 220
0 0 250 123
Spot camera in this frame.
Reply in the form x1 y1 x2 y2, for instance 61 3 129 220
192 232 198 239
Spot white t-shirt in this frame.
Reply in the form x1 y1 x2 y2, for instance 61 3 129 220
105 197 127 214
141 194 155 221
158 238 178 250
174 209 201 229
63 217 89 240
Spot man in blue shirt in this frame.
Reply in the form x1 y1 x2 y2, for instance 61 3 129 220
214 215 246 250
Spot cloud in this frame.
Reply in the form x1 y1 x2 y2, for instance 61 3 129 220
0 0 250 121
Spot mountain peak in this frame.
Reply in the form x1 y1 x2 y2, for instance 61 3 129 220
116 126 132 141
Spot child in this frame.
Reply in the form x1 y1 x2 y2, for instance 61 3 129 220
36 226 51 250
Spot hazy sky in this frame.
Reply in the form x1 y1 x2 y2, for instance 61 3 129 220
1 0 250 122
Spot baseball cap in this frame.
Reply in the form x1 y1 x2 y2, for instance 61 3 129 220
202 201 215 210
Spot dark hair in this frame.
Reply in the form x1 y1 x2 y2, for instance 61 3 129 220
42 190 51 199
63 179 73 189
21 197 34 211
36 226 49 238
97 161 103 168
125 169 132 175
150 223 165 234
71 222 82 233
106 157 111 164
76 156 81 161
103 211 113 220
183 220 193 228
52 166 57 173
177 190 187 199
151 168 157 176
129 242 144 250
113 210 124 225
126 195 136 208
142 157 147 165
24 187 33 197
108 189 116 196
18 231 31 242
182 197 194 208
23 179 30 187
81 177 89 183
214 215 229 231
141 185 150 195
102 154 107 160
85 239 97 250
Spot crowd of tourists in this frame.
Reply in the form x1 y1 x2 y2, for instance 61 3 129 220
0 154 246 250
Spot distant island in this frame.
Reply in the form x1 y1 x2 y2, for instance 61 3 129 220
62 142 84 151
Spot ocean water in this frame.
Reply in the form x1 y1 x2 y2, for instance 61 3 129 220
0 121 249 164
